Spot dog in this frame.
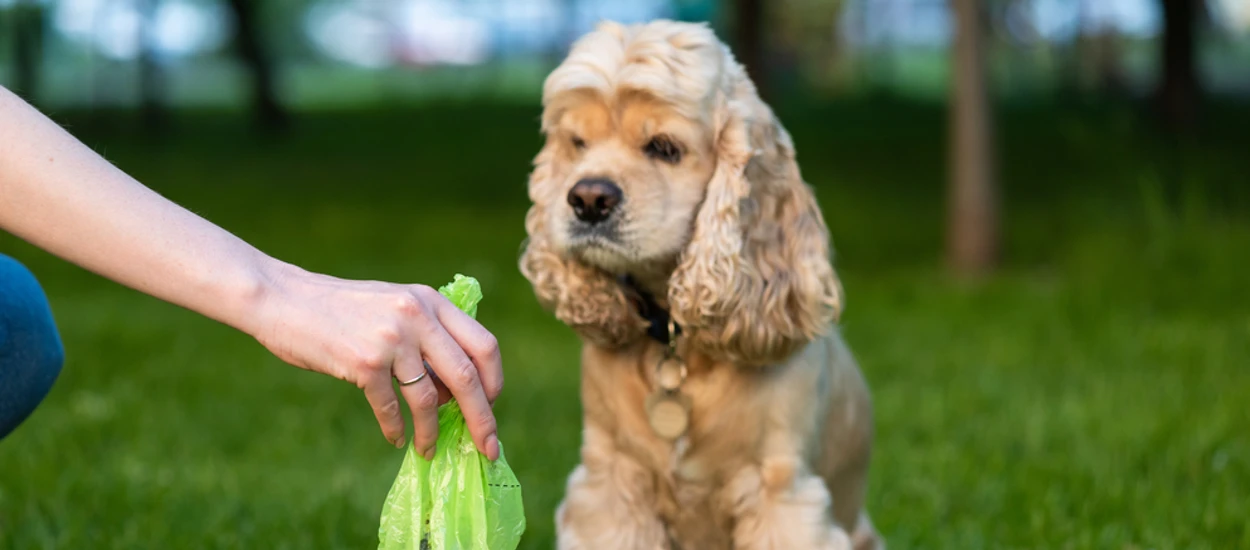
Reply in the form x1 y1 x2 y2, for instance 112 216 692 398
519 20 883 550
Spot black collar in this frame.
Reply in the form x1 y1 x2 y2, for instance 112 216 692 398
618 274 681 345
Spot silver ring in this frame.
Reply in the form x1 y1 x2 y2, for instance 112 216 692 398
397 370 428 386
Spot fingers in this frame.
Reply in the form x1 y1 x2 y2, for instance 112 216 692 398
428 292 504 403
426 362 453 405
416 317 500 461
394 352 440 460
361 365 406 449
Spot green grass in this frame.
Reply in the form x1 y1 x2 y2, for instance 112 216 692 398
1 98 1248 549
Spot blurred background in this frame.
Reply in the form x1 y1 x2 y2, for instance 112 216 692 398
1 0 1247 548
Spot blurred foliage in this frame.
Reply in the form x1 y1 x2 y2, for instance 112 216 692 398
2 0 1248 110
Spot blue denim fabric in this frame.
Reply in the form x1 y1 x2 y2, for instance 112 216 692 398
0 253 64 440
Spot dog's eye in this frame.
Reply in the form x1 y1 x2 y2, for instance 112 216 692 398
643 136 682 164
571 135 586 150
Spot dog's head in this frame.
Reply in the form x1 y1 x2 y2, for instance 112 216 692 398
520 20 842 365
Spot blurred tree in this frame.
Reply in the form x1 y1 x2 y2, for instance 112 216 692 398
139 0 169 133
947 0 999 277
773 0 848 94
225 0 289 131
11 0 44 102
1091 31 1129 95
1157 0 1204 132
734 0 769 99
1065 0 1130 97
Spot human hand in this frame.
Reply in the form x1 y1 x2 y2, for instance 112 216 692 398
248 263 503 461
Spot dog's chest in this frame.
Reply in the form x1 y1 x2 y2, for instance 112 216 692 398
582 343 789 547
641 375 766 548
625 345 770 475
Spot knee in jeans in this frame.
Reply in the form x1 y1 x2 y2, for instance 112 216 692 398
0 255 65 389
42 328 66 374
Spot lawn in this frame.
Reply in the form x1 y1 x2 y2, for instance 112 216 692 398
1 98 1248 549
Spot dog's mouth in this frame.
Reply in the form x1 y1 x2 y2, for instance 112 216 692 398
567 217 620 245
565 222 638 271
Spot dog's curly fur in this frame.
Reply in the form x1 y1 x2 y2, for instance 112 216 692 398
520 20 883 550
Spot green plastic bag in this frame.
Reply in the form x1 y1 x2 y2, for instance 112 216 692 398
377 274 525 550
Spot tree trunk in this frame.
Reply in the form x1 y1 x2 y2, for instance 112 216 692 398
138 0 168 133
225 0 288 131
12 0 44 101
1157 0 1200 133
734 0 768 100
947 0 999 277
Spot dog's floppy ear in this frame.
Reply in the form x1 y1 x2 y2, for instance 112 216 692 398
519 139 648 348
667 46 843 366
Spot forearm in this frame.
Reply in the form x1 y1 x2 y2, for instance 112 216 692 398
0 85 280 336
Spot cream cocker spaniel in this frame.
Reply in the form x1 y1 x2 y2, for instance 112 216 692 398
519 19 884 550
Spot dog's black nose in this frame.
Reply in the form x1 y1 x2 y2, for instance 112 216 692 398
568 178 622 224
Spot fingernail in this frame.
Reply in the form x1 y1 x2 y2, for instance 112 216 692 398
394 437 405 449
485 434 500 461
422 445 436 461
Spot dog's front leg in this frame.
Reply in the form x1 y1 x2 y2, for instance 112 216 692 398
555 464 670 550
724 458 854 550
555 428 670 550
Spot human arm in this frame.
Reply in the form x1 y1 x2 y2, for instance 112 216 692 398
0 85 501 460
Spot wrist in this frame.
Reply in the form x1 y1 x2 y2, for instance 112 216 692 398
219 251 298 340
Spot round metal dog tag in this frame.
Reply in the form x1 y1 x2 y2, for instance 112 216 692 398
656 357 687 392
646 392 690 440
